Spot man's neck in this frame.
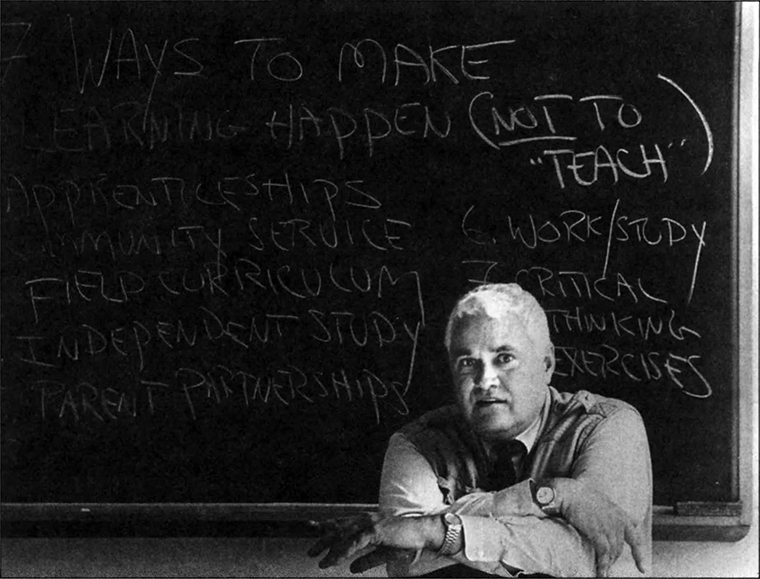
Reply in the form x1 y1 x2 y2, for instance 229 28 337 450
482 389 550 456
515 399 546 453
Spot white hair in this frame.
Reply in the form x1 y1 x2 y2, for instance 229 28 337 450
444 283 552 352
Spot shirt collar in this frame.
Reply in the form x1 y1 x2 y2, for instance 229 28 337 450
513 389 550 454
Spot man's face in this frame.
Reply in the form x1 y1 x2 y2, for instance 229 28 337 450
448 311 554 442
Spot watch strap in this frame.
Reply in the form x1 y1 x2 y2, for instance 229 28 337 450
437 513 462 556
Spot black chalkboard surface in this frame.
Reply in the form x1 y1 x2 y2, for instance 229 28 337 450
0 1 751 528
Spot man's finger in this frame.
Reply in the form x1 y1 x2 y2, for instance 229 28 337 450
319 527 375 569
625 521 648 574
307 534 338 558
610 526 624 562
596 545 612 578
307 515 375 558
318 536 356 569
307 521 349 558
349 546 403 574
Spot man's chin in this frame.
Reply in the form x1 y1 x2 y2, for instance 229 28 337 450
471 418 518 439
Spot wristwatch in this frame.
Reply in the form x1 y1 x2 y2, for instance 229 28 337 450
531 480 561 516
438 512 463 556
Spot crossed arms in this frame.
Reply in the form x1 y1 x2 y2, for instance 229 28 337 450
310 406 652 577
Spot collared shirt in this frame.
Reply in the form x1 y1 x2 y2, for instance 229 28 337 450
513 400 543 455
379 386 652 577
493 391 548 479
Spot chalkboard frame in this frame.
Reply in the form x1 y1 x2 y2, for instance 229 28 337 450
0 2 755 542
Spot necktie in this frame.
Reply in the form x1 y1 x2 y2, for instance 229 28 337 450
485 440 527 491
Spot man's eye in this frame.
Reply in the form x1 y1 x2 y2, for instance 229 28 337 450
495 353 515 365
457 359 476 372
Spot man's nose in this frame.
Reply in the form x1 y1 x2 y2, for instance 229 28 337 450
476 361 500 388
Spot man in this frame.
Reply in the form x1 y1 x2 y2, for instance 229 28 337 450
309 283 651 577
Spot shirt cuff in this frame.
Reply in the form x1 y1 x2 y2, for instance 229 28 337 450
460 513 596 577
459 514 509 562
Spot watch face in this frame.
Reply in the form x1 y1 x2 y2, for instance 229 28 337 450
444 512 462 527
536 486 555 505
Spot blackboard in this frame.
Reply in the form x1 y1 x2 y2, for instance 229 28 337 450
0 1 753 531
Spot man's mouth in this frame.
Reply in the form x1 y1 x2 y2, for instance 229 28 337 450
475 399 507 408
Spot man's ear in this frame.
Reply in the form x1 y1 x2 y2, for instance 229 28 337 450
544 345 556 382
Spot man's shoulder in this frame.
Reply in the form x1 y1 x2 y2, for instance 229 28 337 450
394 405 477 451
392 405 478 474
396 404 464 439
540 388 647 450
549 387 644 425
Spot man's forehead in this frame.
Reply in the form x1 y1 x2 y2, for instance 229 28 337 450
449 343 517 359
449 312 530 345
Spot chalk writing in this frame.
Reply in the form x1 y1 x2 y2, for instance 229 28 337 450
554 345 712 399
22 261 424 321
461 201 707 306
337 39 516 85
462 206 706 250
14 104 246 153
1 21 32 85
657 74 713 174
68 17 205 95
31 360 414 425
266 102 453 159
235 38 304 82
545 307 700 342
0 2 733 511
3 173 390 227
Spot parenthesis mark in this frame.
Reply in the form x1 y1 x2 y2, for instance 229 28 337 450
657 73 713 174
668 142 674 149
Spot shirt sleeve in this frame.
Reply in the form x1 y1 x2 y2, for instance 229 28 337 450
378 405 652 577
378 432 447 517
568 404 652 527
447 405 652 577
379 431 596 577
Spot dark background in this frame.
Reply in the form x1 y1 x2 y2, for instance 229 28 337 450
0 1 738 507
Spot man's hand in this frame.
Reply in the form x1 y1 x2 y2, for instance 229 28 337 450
307 513 444 573
553 478 647 577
